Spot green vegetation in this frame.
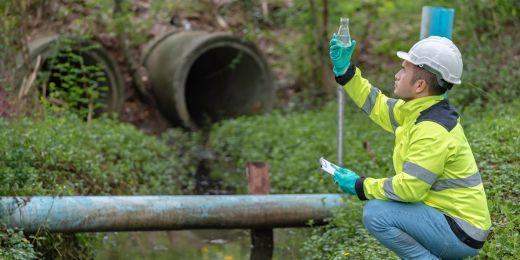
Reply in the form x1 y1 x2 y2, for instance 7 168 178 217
463 102 520 258
209 101 393 195
0 228 38 260
1 0 518 258
209 101 396 259
0 114 201 258
0 114 201 196
208 99 519 259
38 37 109 122
206 0 519 257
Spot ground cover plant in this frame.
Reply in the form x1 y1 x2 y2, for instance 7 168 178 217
0 114 201 258
1 0 517 258
208 99 519 259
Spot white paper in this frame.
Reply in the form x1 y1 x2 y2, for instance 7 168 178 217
320 157 339 176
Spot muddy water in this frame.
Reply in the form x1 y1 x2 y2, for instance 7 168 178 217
95 228 309 259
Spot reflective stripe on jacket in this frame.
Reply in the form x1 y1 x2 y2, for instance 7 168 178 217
336 65 492 245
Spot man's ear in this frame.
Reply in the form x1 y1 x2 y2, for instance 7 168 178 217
414 79 427 94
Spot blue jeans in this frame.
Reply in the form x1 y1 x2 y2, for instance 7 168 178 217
362 200 481 259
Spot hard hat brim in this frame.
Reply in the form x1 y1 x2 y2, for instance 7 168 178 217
396 51 415 64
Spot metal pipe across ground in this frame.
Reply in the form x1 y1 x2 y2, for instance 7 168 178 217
0 194 347 233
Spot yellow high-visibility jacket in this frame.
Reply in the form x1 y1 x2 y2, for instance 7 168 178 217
336 65 491 248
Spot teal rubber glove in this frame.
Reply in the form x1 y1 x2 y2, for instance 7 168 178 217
329 34 357 76
332 165 360 195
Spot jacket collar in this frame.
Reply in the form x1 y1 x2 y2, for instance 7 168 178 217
398 95 444 122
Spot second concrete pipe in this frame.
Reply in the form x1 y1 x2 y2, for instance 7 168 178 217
143 31 274 129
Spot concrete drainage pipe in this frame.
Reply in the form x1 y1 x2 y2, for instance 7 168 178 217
143 31 274 129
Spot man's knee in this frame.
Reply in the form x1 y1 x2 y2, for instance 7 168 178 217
362 200 392 232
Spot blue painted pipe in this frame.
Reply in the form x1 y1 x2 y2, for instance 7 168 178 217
0 195 348 233
420 6 455 40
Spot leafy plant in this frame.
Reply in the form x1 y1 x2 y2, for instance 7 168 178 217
208 100 394 194
37 37 109 122
0 228 38 260
208 98 519 258
0 113 202 257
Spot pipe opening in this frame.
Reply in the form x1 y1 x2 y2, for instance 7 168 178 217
185 46 265 126
40 48 110 115
27 36 124 118
143 32 273 129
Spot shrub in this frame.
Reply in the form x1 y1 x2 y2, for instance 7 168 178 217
0 114 199 196
0 228 38 260
0 114 201 258
208 99 519 258
209 101 394 194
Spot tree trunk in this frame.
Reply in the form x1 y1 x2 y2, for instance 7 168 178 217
319 0 335 97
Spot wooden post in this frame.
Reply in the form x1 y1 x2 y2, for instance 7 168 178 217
247 162 273 260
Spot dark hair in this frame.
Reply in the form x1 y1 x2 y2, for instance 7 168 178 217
410 66 448 95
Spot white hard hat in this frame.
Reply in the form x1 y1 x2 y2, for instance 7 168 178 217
397 36 463 85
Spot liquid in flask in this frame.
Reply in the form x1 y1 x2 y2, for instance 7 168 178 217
337 17 352 47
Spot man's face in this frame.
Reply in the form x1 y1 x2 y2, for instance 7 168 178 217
394 60 418 101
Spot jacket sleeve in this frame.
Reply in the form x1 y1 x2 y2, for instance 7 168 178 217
336 64 404 134
355 122 452 202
